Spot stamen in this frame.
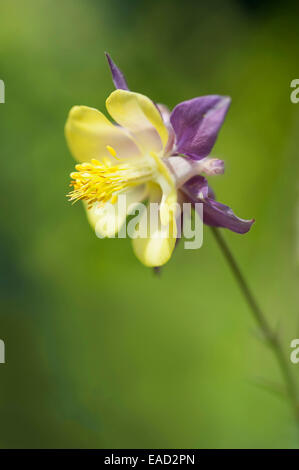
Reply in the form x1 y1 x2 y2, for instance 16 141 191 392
106 145 118 158
67 157 153 207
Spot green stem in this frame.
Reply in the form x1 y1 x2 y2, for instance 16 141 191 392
210 226 299 426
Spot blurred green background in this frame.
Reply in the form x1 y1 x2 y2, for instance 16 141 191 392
0 0 299 449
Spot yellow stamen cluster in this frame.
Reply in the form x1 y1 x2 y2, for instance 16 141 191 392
68 153 153 208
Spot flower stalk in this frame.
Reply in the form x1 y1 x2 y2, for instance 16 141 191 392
210 226 299 426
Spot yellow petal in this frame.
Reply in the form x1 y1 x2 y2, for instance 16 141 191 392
106 90 169 154
149 152 177 226
84 185 147 238
65 105 141 162
132 203 177 267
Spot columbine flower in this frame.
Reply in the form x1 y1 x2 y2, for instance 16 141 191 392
65 53 254 267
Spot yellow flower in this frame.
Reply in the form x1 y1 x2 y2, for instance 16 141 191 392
65 89 177 267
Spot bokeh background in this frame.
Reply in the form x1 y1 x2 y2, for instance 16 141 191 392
0 0 299 449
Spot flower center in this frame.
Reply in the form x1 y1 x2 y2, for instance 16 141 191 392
68 151 154 208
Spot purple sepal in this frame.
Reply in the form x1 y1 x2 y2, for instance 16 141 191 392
183 175 214 199
105 52 129 90
200 199 254 234
170 95 231 159
182 176 254 234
